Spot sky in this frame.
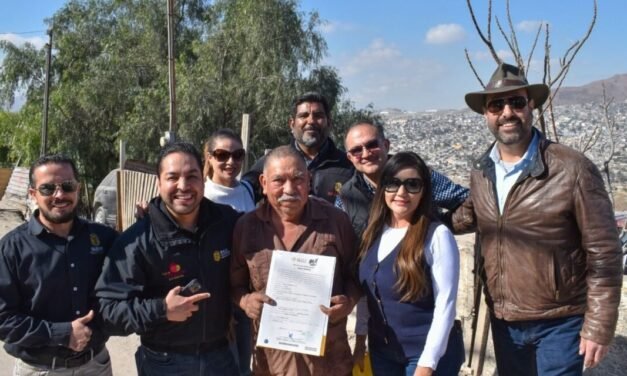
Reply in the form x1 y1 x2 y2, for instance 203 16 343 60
2 0 627 112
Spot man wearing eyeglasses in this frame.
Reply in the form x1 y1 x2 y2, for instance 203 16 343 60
242 92 354 204
338 121 468 239
0 154 117 375
450 63 622 375
337 121 469 370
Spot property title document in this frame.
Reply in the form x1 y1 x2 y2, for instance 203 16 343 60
256 250 336 356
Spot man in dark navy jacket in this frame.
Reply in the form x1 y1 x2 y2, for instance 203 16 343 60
242 92 354 204
95 142 240 376
0 154 117 375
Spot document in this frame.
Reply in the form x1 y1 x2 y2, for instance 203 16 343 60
256 250 336 356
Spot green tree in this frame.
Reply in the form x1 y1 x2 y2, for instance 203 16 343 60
0 0 370 192
178 0 343 161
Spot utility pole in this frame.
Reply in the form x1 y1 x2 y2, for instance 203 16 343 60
166 0 177 142
40 29 53 156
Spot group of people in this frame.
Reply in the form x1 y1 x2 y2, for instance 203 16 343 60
0 63 622 376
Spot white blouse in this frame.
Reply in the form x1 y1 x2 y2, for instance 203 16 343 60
357 223 460 370
204 178 256 213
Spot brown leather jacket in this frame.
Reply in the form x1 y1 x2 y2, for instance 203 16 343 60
451 131 622 345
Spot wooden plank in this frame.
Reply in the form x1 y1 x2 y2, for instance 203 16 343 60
0 168 12 199
118 170 158 231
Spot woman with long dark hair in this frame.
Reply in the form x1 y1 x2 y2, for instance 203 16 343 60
359 152 464 376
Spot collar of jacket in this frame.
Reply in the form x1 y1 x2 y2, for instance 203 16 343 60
354 171 376 197
147 196 218 243
291 137 346 169
473 128 551 182
28 210 86 237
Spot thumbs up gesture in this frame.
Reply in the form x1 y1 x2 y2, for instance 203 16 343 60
69 310 94 352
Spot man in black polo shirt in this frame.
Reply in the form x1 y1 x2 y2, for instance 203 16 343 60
95 142 240 376
0 154 117 375
242 92 354 204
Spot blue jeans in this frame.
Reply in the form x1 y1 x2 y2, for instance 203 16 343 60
135 344 238 376
229 305 252 376
490 315 585 376
370 322 464 376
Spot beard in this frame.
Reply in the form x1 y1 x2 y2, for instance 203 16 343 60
490 116 532 146
294 127 328 148
40 205 77 224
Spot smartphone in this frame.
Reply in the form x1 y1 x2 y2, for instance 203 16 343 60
180 278 203 297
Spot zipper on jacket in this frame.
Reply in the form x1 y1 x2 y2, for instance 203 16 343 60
195 240 208 344
371 264 389 344
496 176 526 314
553 253 560 300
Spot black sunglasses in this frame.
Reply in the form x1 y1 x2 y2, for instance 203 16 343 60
35 181 79 196
486 96 528 114
211 148 245 162
347 139 381 157
383 178 423 194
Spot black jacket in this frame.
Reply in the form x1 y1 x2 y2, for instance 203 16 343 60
0 214 116 366
95 197 239 350
242 138 354 204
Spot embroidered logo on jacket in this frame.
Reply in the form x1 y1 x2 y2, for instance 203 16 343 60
162 262 185 281
89 233 104 254
213 248 231 262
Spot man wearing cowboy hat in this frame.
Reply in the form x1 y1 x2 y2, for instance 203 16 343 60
450 63 622 375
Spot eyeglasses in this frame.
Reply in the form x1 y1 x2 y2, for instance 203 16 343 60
347 139 381 157
211 149 245 162
383 178 423 194
486 96 528 114
35 181 79 196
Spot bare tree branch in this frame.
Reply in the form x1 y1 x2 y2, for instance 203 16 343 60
465 48 485 88
505 0 524 70
600 83 617 207
466 0 501 64
495 16 518 64
526 22 543 75
550 0 597 86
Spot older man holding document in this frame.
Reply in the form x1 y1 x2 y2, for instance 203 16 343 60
231 145 359 376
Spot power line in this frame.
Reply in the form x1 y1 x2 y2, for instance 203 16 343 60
0 30 46 35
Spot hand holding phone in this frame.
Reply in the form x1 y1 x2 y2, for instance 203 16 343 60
180 278 204 297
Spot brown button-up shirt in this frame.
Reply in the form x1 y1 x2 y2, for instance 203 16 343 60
231 196 359 376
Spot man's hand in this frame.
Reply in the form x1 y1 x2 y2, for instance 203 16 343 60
164 286 210 322
240 292 275 320
413 366 433 376
134 201 149 220
352 334 367 371
69 310 94 352
579 337 610 369
320 295 354 324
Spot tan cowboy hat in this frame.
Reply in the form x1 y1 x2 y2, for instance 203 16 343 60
465 63 550 114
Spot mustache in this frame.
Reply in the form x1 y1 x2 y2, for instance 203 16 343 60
497 116 522 126
277 194 301 203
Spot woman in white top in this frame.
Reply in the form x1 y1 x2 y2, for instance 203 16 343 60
203 128 255 213
358 152 464 376
203 128 254 376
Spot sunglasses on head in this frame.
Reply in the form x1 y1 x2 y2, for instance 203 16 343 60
347 139 381 157
35 181 79 196
486 96 528 114
211 148 245 162
383 178 423 194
